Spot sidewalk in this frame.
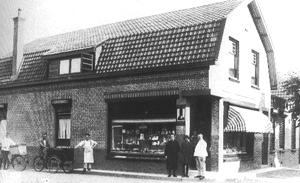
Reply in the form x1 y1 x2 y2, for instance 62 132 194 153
73 167 288 182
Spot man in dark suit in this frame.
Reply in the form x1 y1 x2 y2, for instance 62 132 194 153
164 134 180 177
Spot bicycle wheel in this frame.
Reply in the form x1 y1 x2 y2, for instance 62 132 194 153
47 156 60 173
12 155 27 171
33 156 44 172
62 161 73 173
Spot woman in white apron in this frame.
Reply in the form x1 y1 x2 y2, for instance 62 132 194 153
75 133 97 172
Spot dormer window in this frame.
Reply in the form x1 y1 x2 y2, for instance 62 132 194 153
59 58 81 75
48 52 94 78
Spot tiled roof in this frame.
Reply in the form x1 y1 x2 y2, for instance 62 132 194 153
271 89 291 100
17 50 49 82
0 0 243 83
96 21 223 74
23 0 242 56
0 57 12 82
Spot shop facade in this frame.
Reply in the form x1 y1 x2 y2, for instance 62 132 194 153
0 0 278 173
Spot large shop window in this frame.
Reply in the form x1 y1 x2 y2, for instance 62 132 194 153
109 98 177 158
224 132 254 156
52 99 72 147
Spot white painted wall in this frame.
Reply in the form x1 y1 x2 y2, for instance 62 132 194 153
209 2 271 109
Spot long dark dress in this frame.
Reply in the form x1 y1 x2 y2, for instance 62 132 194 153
164 140 180 170
181 141 193 164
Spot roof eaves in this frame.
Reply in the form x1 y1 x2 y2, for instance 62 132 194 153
248 0 277 90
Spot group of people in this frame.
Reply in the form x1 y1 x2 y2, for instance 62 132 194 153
0 132 97 172
1 131 206 179
164 133 208 180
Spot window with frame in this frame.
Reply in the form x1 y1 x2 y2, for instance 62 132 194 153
52 101 72 147
229 37 239 79
251 50 259 86
59 58 81 75
109 98 177 158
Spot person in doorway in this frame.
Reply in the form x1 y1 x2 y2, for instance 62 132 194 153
75 133 98 173
1 133 16 170
194 133 208 180
164 134 180 177
39 132 50 160
181 135 193 177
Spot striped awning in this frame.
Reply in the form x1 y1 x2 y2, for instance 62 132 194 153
224 106 273 133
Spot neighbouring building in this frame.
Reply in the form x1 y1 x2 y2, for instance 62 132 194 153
0 0 278 173
271 89 300 167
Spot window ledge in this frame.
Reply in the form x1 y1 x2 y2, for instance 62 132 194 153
291 149 297 152
251 84 260 90
229 76 240 83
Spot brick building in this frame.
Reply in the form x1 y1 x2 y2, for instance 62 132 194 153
0 0 277 173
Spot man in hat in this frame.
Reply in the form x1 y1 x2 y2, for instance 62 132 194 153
181 135 193 177
164 134 180 177
75 133 97 173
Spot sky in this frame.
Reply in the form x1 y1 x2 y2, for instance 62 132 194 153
0 0 300 78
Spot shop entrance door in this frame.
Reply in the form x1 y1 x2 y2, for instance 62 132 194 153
262 133 269 165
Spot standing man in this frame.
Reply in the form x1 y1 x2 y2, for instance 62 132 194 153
75 133 97 173
194 133 208 180
181 135 193 177
164 134 180 177
1 133 15 169
39 132 50 160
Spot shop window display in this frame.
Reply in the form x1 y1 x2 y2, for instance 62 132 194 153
111 122 176 155
223 132 254 155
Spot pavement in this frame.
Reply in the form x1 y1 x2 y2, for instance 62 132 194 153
0 166 300 183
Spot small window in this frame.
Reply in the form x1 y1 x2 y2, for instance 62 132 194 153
229 37 239 79
59 60 70 75
70 58 81 73
251 50 259 86
59 58 81 75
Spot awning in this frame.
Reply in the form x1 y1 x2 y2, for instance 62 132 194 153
224 106 273 133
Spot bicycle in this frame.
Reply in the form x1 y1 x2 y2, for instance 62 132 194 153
33 147 74 173
7 144 28 171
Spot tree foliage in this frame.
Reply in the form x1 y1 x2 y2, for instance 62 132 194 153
282 73 300 121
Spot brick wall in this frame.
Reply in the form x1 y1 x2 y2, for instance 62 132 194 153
0 69 208 171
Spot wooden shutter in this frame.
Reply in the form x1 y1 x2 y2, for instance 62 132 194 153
81 53 94 72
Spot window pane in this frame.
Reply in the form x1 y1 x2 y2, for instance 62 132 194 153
59 60 70 74
71 58 81 73
58 119 71 139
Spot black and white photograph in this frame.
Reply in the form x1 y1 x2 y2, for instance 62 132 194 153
0 0 300 182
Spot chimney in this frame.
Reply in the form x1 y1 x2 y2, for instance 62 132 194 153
12 8 25 77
